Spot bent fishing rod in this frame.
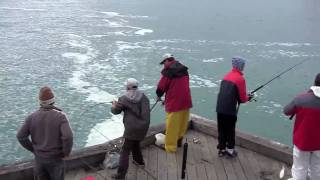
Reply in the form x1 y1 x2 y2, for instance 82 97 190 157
237 59 309 113
250 59 309 95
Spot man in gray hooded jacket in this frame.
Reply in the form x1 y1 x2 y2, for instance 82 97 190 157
111 78 150 179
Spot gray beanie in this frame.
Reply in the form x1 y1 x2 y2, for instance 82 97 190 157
315 73 320 86
232 57 246 71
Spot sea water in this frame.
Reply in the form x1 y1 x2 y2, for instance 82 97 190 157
0 0 319 164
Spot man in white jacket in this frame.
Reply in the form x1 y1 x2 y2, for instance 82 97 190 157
283 73 320 180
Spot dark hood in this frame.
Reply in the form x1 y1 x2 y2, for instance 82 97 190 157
161 60 189 79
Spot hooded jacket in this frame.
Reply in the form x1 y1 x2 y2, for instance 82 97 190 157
216 68 249 116
156 60 192 112
284 86 320 151
16 105 73 159
111 90 150 140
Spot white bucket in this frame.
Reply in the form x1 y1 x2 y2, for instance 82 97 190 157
155 133 165 146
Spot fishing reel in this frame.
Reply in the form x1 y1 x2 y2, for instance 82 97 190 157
248 93 257 102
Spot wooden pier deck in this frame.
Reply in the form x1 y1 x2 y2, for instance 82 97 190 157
0 114 293 180
66 129 292 180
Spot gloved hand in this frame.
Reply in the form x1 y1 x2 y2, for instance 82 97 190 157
248 93 255 101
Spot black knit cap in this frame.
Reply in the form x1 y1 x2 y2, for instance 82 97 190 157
315 73 320 86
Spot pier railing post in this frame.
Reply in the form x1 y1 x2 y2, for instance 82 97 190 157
181 139 188 180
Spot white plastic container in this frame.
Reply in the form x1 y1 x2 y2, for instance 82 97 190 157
155 133 165 146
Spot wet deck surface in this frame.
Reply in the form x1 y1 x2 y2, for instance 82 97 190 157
66 130 292 180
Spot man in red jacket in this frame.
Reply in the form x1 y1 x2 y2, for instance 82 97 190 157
156 54 192 153
283 73 320 180
216 57 252 158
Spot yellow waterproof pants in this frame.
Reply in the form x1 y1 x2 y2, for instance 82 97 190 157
165 109 190 153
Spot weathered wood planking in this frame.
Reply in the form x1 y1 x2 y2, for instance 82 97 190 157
190 114 293 165
1 114 294 180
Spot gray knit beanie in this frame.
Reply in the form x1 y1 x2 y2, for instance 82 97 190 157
232 57 246 71
315 73 320 86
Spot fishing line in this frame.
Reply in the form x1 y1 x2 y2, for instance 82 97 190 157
250 59 310 94
237 59 310 113
72 101 157 179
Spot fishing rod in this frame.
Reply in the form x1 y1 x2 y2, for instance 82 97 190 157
237 59 309 113
74 102 157 179
250 59 309 95
150 98 162 112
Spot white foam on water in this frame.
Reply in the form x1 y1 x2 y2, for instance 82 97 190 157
278 50 301 58
100 11 120 18
89 31 127 38
0 7 46 11
86 87 116 103
63 36 98 64
134 29 153 35
190 75 217 88
202 57 224 63
62 53 91 64
272 103 282 108
257 105 275 114
265 42 311 47
100 11 148 18
116 41 148 51
85 114 124 147
139 84 154 91
62 35 125 147
69 71 91 94
103 19 124 28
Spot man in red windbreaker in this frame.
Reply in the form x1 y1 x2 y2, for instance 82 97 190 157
156 54 192 153
216 57 252 158
283 73 320 180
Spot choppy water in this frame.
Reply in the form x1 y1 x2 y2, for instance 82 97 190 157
0 0 319 164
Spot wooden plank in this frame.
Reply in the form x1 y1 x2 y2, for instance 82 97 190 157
237 147 260 180
230 156 247 180
167 153 178 180
188 131 208 180
147 146 158 180
185 131 198 180
256 152 278 180
156 145 167 180
205 135 228 180
126 156 137 180
196 133 218 180
255 153 292 180
190 114 293 164
175 146 183 179
136 148 149 180
221 156 237 180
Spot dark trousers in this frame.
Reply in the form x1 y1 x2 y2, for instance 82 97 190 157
34 156 64 180
117 139 144 176
217 113 237 150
